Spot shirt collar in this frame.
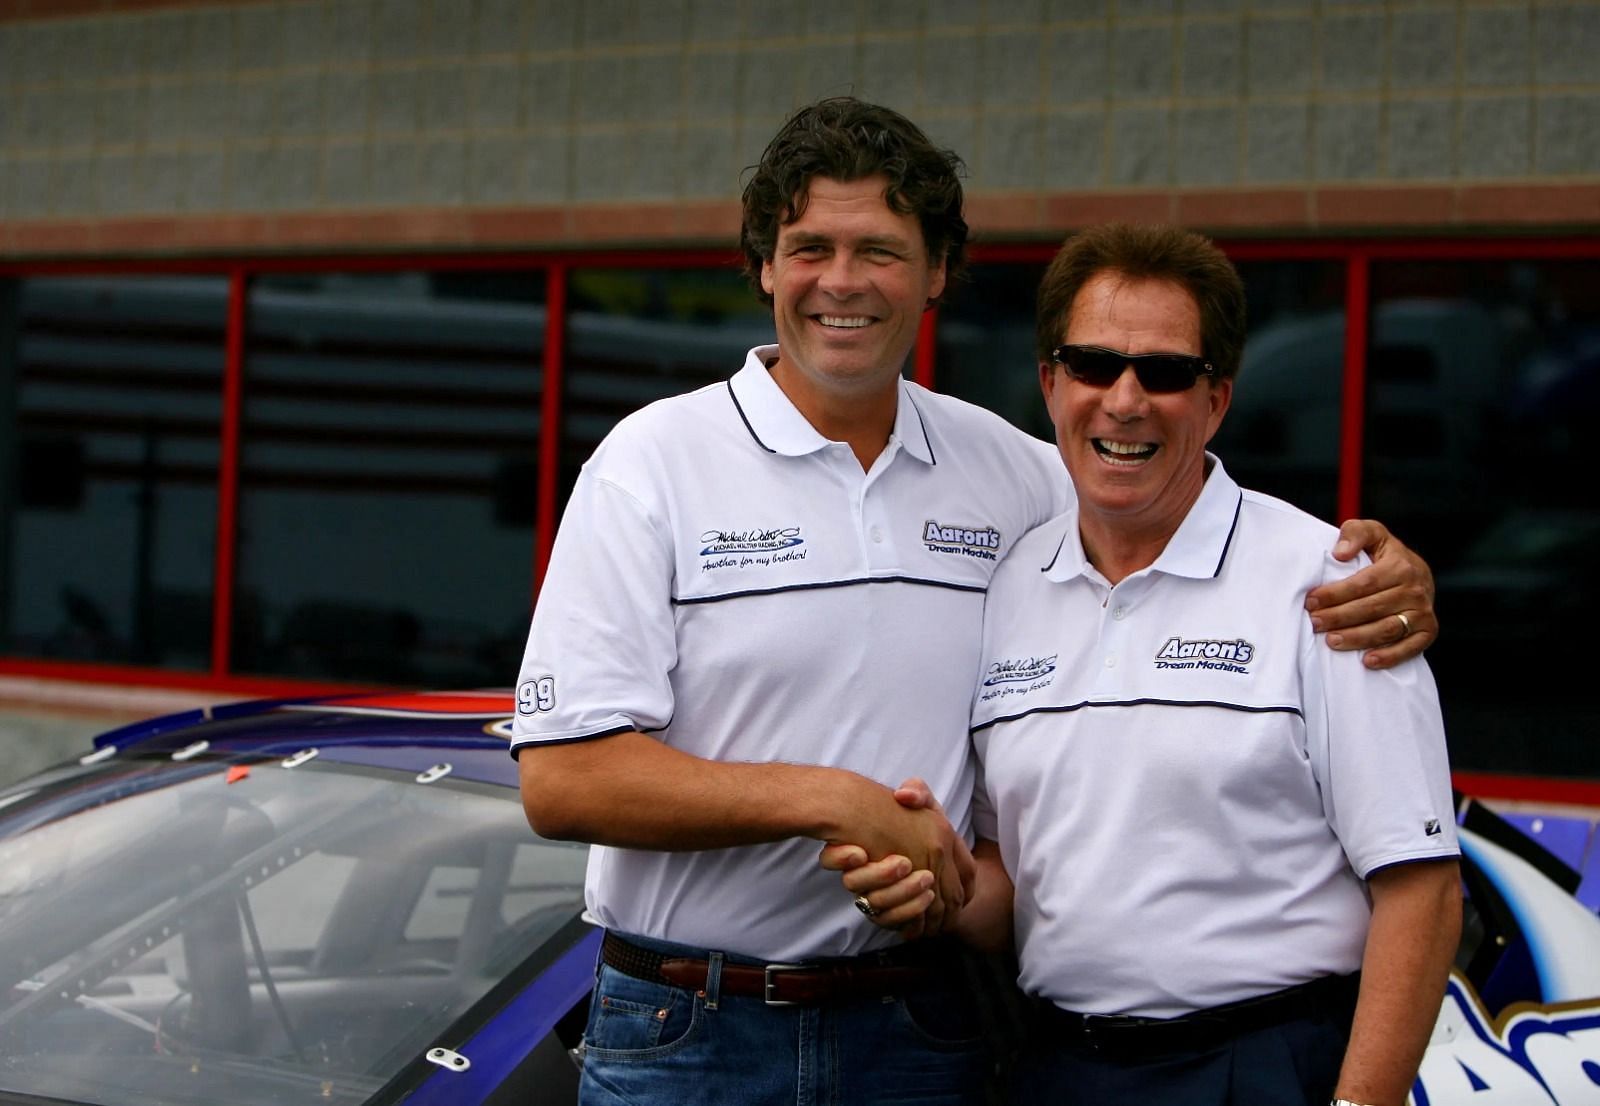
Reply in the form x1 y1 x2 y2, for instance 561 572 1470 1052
1041 453 1243 583
726 345 936 465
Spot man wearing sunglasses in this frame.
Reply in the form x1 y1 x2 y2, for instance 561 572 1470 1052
1052 343 1221 392
837 224 1458 1106
515 99 1440 1106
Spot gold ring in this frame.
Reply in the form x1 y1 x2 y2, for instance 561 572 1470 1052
1396 612 1412 638
853 895 880 918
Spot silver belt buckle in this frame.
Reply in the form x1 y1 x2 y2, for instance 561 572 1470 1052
763 962 808 1006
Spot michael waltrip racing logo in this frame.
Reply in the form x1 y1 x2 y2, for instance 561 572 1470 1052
699 526 803 555
699 525 807 572
978 654 1059 702
1154 636 1256 674
922 520 1002 561
983 655 1058 687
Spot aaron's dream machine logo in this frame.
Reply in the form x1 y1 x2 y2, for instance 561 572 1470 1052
922 520 1002 561
1154 636 1256 674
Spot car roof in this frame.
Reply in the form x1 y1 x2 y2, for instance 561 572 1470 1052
85 690 522 788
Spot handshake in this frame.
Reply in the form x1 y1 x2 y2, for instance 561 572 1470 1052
818 778 1008 948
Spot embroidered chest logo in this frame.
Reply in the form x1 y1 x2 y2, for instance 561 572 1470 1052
977 654 1057 702
922 520 1001 562
698 526 806 572
1154 637 1256 674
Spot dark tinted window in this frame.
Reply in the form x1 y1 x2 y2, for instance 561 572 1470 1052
1213 261 1346 521
232 271 544 687
561 267 774 510
0 758 586 1106
1367 260 1600 776
934 263 1052 440
0 275 225 668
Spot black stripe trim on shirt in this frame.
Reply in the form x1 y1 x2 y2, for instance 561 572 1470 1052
674 574 986 606
1040 528 1070 573
1363 852 1462 881
904 389 938 465
971 697 1304 734
1035 491 1243 578
508 722 635 758
727 380 777 454
1213 491 1244 577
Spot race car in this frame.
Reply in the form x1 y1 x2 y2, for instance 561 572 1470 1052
0 692 593 1106
0 691 1594 1105
1415 786 1600 1105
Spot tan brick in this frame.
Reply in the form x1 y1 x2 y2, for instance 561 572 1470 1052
1454 184 1600 226
1176 189 1312 230
1313 187 1458 227
568 203 682 243
966 194 1048 235
1043 192 1175 229
467 207 570 245
8 219 96 254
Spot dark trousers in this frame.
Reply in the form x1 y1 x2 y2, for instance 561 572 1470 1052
1007 984 1357 1106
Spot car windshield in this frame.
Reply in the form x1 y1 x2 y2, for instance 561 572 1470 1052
0 754 587 1106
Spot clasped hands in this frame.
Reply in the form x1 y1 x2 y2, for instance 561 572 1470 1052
820 778 970 940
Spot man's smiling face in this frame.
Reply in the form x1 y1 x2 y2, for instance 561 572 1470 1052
1041 271 1232 538
760 174 945 409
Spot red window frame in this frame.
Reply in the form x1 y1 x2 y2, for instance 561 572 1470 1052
4 235 1599 704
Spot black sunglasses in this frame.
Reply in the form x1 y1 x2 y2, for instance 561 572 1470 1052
1050 345 1215 393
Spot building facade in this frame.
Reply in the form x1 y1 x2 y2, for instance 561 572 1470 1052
2 0 1599 779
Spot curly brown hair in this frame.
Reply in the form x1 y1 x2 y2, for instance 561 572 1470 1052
739 97 968 306
1035 223 1247 381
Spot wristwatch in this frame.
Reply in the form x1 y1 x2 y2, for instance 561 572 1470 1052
1330 1099 1376 1106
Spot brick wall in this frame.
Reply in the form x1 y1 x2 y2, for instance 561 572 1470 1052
1 0 1597 257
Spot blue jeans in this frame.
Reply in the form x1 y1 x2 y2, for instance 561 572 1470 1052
577 934 990 1106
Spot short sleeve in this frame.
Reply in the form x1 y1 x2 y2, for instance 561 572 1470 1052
1303 553 1459 877
509 466 678 754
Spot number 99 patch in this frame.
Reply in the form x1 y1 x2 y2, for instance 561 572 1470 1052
518 676 556 715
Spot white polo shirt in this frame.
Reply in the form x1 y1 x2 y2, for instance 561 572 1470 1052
972 457 1458 1017
513 346 1071 962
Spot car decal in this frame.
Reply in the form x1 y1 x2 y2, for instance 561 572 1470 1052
285 692 514 718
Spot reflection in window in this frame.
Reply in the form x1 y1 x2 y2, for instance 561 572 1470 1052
1368 261 1600 776
1212 261 1346 521
936 260 1345 522
934 263 1053 442
0 276 226 668
561 267 774 510
0 759 588 1105
232 271 545 687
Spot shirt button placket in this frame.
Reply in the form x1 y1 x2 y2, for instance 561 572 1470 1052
1096 588 1132 695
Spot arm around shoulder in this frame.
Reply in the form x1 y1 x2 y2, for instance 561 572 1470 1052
1308 518 1437 669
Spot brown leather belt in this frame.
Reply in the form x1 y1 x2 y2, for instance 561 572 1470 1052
600 931 943 1006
